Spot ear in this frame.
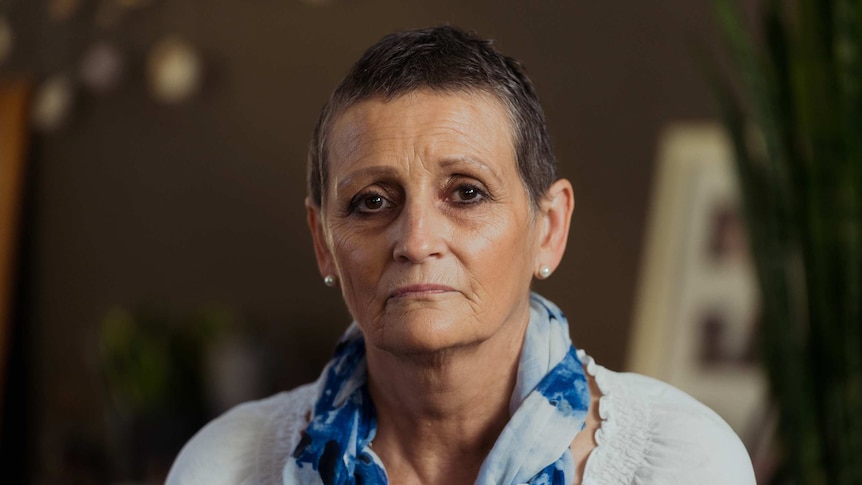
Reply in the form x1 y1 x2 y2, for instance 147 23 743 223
306 197 337 281
535 178 575 275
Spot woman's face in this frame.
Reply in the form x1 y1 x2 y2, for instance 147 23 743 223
309 90 547 356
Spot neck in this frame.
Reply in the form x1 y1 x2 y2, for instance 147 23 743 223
364 310 529 485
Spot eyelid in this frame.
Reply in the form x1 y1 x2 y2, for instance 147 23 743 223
447 173 483 189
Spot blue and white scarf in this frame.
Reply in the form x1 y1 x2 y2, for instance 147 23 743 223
284 293 590 484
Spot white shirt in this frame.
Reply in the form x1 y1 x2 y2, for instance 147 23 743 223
167 356 756 484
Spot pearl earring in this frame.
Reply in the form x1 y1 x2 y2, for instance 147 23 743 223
323 275 336 287
538 266 552 279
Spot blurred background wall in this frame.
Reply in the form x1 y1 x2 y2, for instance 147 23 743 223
0 0 734 482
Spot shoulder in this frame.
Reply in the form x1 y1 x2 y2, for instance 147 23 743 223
582 362 755 485
166 381 318 485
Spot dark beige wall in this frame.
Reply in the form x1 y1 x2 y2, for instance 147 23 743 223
8 0 722 479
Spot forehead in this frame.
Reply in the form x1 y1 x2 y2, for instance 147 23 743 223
326 90 517 174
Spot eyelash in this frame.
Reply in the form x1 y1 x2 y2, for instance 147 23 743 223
347 191 394 215
447 183 490 205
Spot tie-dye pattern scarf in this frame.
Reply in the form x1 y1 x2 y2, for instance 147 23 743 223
284 293 590 484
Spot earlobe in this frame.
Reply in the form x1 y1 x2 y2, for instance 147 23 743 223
306 197 336 280
536 179 575 274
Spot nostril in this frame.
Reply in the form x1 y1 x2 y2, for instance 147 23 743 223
392 230 440 263
393 236 435 263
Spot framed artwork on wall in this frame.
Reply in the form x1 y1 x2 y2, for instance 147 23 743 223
628 123 769 447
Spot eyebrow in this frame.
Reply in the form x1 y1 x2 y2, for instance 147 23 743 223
335 155 505 195
336 165 400 195
439 156 505 185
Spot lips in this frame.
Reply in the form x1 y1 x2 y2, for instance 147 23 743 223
389 284 456 299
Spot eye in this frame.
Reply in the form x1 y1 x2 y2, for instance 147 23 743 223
449 184 487 204
350 192 393 214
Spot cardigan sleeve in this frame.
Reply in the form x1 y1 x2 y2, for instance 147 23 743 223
582 362 756 485
166 384 317 485
166 396 277 485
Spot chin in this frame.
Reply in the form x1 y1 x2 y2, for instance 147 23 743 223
364 307 487 357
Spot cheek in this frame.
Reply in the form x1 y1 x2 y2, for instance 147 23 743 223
458 214 537 288
327 219 379 271
327 225 388 313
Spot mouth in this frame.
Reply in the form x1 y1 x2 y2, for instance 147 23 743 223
388 284 456 300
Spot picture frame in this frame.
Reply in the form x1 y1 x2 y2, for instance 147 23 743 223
628 123 768 445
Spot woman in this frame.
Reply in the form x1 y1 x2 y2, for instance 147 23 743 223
168 26 755 484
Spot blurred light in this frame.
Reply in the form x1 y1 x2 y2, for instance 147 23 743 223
48 0 83 23
147 36 202 104
31 74 75 131
0 15 12 66
79 41 125 93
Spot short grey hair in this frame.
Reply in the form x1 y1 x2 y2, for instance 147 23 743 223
308 25 558 209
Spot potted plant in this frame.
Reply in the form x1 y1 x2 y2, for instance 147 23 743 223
712 0 862 482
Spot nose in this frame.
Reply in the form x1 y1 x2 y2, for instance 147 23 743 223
391 198 446 263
